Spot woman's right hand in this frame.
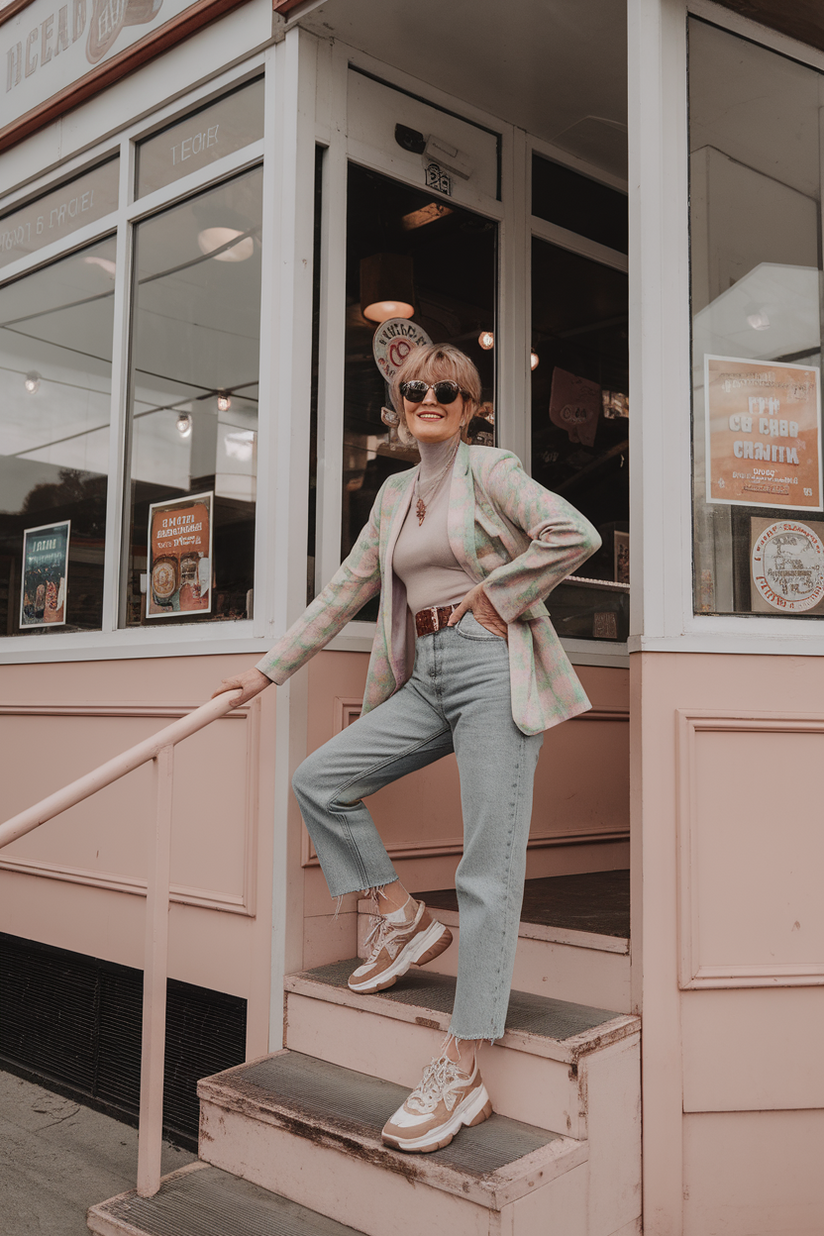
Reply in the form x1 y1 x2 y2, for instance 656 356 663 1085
212 667 273 708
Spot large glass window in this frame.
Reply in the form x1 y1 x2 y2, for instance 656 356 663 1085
340 164 497 618
123 168 262 625
530 240 629 641
0 238 115 634
690 20 824 617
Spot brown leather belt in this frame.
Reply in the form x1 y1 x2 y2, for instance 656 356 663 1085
415 604 459 637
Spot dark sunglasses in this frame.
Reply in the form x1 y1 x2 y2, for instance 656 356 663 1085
399 380 467 404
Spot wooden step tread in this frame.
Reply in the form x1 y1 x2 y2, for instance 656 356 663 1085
88 1162 365 1236
198 1050 587 1210
419 869 630 939
286 960 638 1061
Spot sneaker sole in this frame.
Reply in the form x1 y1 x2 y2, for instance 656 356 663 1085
382 1082 493 1153
347 919 452 994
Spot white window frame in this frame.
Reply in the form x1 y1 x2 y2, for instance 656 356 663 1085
312 39 631 669
0 52 282 664
630 0 824 658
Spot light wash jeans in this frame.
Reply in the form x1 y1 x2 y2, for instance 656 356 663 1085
291 611 543 1041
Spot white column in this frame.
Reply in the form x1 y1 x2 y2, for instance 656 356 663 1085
259 27 320 1050
627 1 691 1233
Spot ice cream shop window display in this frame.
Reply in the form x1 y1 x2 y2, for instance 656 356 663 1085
0 71 264 638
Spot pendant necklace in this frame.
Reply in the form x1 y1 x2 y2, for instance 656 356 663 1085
414 439 460 525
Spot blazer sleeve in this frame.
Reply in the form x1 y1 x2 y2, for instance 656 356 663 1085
479 454 602 624
255 490 384 685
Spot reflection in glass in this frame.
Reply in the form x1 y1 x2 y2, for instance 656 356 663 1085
689 19 823 615
124 168 262 625
136 78 265 198
530 238 629 641
341 164 497 622
0 159 119 271
0 238 115 634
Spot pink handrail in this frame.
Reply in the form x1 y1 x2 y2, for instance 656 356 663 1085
0 687 243 1198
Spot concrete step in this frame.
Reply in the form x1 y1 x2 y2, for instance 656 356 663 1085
87 1161 366 1236
197 1049 590 1236
284 959 638 1138
357 872 632 1013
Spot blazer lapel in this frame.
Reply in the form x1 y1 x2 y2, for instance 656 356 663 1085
448 441 482 581
382 468 416 687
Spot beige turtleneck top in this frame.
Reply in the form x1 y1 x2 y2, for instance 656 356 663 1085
392 436 476 617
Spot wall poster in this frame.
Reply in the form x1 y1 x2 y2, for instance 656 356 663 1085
20 519 70 628
749 516 824 614
705 355 822 510
146 493 212 618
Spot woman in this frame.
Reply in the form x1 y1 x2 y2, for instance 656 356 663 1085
213 343 600 1154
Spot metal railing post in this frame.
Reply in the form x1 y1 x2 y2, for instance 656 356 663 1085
136 742 175 1198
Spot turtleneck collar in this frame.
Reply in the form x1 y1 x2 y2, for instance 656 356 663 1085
416 432 462 481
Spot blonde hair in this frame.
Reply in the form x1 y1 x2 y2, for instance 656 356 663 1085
390 343 482 448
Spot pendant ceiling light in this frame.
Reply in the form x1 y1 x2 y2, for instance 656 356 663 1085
360 253 415 324
197 227 254 262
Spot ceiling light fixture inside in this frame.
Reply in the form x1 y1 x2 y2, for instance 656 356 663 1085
360 253 415 324
402 202 453 231
197 227 254 262
478 331 494 350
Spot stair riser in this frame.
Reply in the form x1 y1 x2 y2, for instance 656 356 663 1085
579 1036 642 1236
357 918 632 1013
284 990 585 1137
200 1099 521 1236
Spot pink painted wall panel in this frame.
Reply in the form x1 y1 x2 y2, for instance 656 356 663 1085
0 654 276 1053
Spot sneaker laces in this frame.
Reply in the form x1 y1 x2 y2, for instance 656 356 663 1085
406 1056 467 1114
362 914 395 962
362 893 416 962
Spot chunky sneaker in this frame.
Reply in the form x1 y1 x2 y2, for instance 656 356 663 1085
348 899 452 994
381 1054 492 1153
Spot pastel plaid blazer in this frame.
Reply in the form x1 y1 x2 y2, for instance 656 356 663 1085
257 442 601 735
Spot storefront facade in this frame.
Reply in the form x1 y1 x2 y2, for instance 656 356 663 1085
0 0 822 1231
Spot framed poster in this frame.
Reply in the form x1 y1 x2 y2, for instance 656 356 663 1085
749 516 824 614
614 530 629 584
146 493 213 618
705 355 822 510
20 520 70 628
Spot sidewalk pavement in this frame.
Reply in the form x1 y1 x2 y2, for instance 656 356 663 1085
0 1070 196 1236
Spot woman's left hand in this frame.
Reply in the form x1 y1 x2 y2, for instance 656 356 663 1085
447 583 508 639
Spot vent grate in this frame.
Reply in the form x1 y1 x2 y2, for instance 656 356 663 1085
0 933 246 1146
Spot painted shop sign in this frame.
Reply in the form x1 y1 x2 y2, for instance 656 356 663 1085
146 491 212 618
0 0 247 149
704 355 823 511
20 518 70 627
372 318 432 383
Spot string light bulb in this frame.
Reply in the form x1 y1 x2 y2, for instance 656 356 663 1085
176 414 193 438
530 350 540 371
217 392 232 412
24 371 41 393
478 330 494 350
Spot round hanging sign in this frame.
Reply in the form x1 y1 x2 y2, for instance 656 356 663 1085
751 520 824 612
372 319 432 383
